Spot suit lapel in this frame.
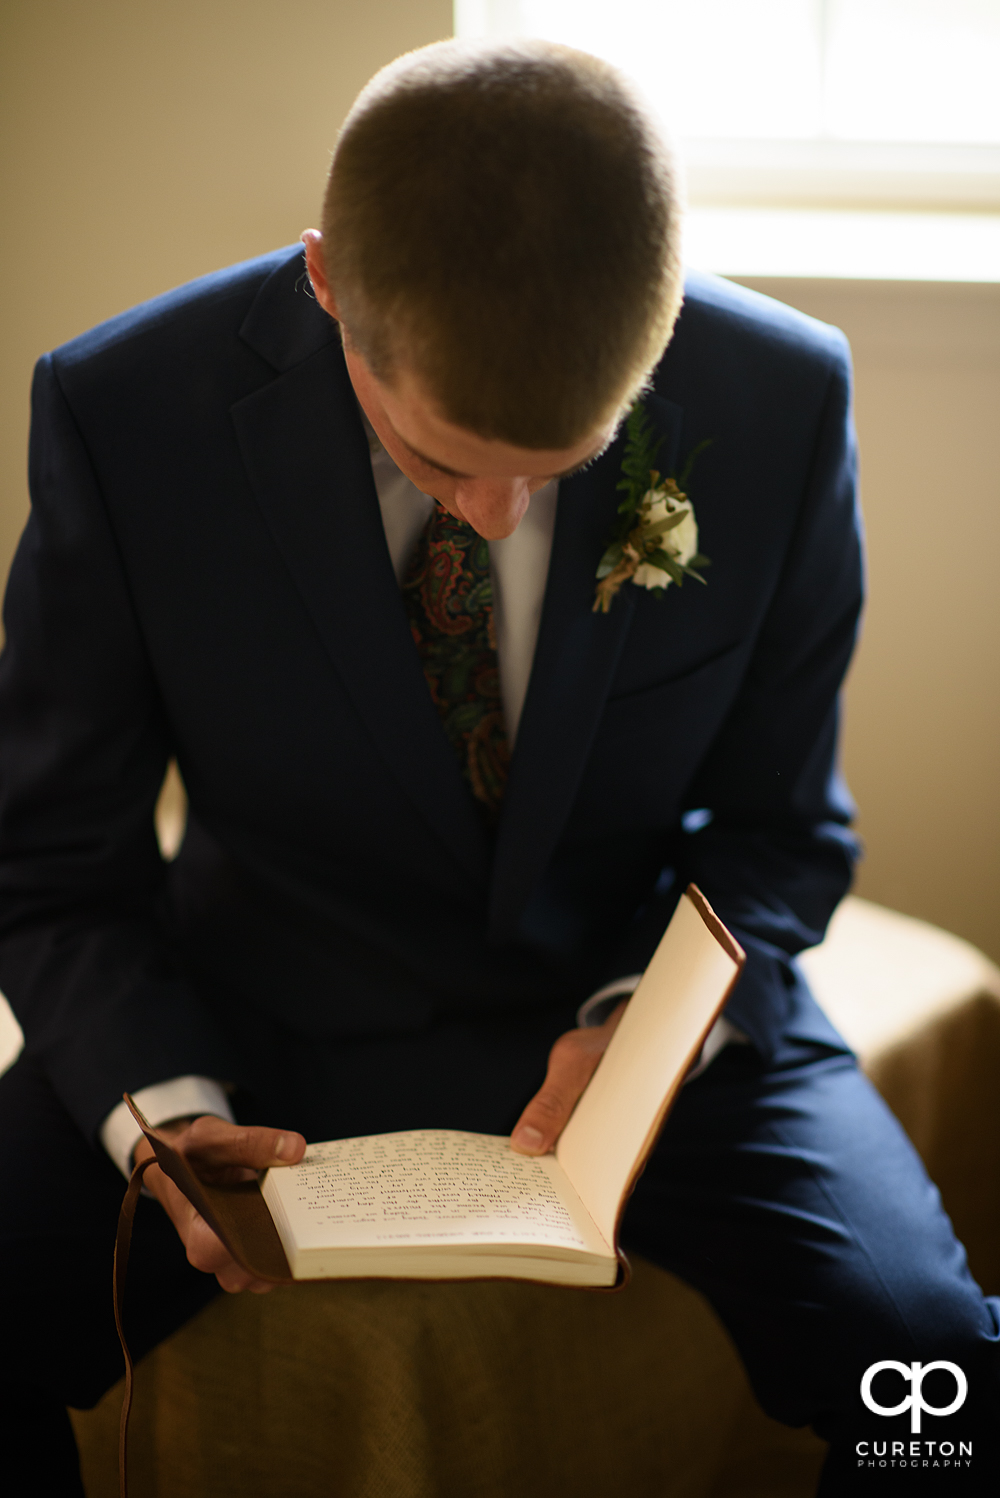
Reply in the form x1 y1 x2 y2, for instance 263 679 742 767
231 332 491 886
235 251 683 913
489 392 684 937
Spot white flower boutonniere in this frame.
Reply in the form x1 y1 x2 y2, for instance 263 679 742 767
593 400 712 614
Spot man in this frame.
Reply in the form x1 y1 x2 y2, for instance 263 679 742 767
0 39 996 1493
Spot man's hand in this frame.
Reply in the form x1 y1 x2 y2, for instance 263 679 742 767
133 1116 306 1293
510 1000 627 1155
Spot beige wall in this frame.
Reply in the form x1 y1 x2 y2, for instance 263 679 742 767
1 5 997 961
0 0 453 585
736 279 1000 962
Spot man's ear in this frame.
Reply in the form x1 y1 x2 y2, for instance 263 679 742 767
301 230 339 321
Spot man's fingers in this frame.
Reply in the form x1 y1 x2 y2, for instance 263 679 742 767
181 1116 306 1175
134 1117 303 1294
142 1149 279 1292
510 1002 627 1155
183 1213 275 1293
510 1031 604 1153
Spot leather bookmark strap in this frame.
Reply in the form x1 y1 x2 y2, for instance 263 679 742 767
113 1155 157 1498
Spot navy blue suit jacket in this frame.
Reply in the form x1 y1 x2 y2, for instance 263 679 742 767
0 246 862 1145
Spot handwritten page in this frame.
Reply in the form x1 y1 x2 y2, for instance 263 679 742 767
262 1129 609 1256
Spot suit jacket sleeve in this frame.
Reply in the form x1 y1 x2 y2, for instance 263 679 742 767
607 339 863 1056
0 354 231 1141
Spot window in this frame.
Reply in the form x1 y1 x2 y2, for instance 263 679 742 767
456 0 1000 278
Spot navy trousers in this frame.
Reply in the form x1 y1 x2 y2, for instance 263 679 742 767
1 1026 997 1494
623 1039 1000 1491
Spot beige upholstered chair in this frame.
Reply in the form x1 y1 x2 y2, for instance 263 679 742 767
3 895 998 1497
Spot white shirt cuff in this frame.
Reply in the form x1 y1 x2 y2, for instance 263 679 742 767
576 976 643 1027
100 1075 235 1179
684 1015 749 1080
576 976 747 1082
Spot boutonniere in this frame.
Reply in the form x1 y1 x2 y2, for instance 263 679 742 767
593 400 712 614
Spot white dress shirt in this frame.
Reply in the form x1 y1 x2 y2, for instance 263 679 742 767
100 422 741 1176
366 416 559 745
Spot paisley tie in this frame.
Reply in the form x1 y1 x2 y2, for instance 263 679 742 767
401 503 510 817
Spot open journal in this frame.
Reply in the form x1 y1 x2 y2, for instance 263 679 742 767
125 885 744 1290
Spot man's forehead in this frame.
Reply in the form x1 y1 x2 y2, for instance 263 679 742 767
376 362 616 481
399 431 610 483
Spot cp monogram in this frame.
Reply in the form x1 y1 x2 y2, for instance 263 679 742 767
861 1361 968 1433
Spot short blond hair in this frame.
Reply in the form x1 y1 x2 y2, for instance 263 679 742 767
322 39 683 448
